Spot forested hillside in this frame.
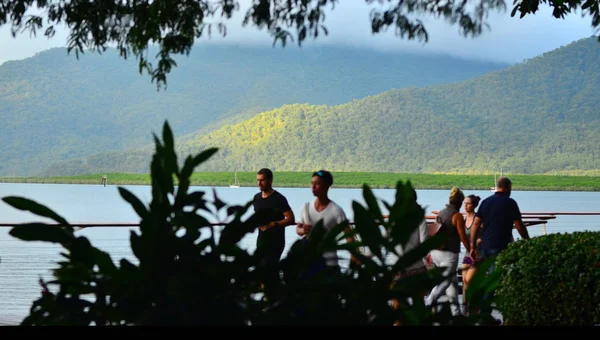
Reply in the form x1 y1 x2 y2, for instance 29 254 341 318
41 36 600 176
0 44 508 176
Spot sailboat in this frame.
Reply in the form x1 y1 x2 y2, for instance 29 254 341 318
490 168 503 192
229 172 240 188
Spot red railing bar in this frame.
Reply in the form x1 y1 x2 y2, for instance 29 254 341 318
520 212 600 215
2 211 596 228
432 211 600 216
0 222 359 227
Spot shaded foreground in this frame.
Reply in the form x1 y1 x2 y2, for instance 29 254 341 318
0 122 501 326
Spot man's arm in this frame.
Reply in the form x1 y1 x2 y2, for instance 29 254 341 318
296 204 311 236
279 210 295 227
511 200 529 240
296 222 309 236
514 219 530 240
260 209 295 231
261 209 295 228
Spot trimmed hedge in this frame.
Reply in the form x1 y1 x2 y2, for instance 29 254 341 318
495 231 600 325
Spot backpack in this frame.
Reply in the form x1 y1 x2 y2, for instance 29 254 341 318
428 214 451 250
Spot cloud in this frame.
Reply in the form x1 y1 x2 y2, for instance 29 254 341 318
0 0 596 65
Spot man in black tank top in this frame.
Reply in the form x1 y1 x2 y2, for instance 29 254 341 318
253 168 295 299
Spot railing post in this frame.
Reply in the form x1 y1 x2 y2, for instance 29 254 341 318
542 223 547 235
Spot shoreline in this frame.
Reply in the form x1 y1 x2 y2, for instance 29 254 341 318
1 171 599 192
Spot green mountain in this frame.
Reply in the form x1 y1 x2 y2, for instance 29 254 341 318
44 36 600 176
187 37 600 175
0 44 509 177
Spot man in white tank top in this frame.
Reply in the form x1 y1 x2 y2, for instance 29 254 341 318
296 170 356 269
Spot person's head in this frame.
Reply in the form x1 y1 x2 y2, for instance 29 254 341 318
449 186 465 210
496 176 512 196
256 168 273 192
464 194 481 213
311 170 333 198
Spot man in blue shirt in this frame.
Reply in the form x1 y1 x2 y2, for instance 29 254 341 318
469 176 530 322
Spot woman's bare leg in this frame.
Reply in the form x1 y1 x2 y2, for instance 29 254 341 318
463 265 479 315
461 263 470 314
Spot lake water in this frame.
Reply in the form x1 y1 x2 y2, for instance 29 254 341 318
1 182 600 324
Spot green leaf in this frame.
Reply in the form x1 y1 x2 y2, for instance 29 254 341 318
174 177 191 207
362 184 386 225
345 247 382 277
212 188 226 211
172 212 211 230
182 227 201 243
335 241 365 252
118 187 148 219
161 121 179 176
9 223 75 246
175 191 207 211
510 5 519 17
162 121 174 157
219 220 256 247
150 137 175 200
3 196 69 225
322 219 352 246
196 238 213 252
389 236 438 277
70 237 97 268
94 249 117 274
218 243 251 261
129 231 145 261
351 201 384 261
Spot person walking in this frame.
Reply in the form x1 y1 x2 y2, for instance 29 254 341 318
253 168 295 299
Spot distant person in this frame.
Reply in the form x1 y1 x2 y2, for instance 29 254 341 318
296 170 357 275
389 188 429 323
469 176 530 323
461 194 482 315
390 188 429 280
101 175 107 187
425 186 471 316
253 168 295 298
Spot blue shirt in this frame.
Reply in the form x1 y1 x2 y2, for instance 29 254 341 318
475 192 522 251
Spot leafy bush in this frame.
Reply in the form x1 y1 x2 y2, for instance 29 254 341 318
2 122 497 325
495 231 600 325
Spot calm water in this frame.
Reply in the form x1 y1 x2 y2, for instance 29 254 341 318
1 182 600 324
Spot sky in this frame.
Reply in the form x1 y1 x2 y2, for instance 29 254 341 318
0 1 597 65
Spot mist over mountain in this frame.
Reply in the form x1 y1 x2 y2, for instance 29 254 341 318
0 43 510 176
39 37 600 176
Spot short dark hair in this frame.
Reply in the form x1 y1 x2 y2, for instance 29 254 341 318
257 168 273 180
312 169 333 186
497 176 512 190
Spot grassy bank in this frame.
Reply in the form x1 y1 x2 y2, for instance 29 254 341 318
1 172 600 191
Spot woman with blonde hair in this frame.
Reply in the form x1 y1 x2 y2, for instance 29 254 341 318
425 187 471 316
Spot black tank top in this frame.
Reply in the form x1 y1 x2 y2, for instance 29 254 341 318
437 204 461 253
